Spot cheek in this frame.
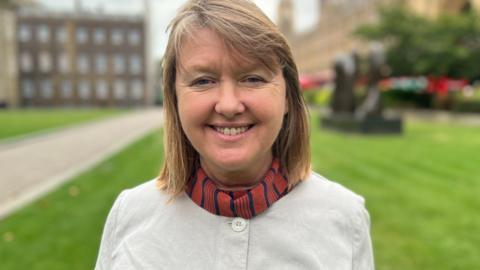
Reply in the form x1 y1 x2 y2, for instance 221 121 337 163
247 92 287 121
177 92 211 131
176 91 194 131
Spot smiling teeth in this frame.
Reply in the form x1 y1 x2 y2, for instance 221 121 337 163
215 126 248 136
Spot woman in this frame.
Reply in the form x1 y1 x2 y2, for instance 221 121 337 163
95 0 374 269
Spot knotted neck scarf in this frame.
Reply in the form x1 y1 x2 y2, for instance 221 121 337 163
186 159 291 219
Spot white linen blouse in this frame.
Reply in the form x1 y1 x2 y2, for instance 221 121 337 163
95 172 374 270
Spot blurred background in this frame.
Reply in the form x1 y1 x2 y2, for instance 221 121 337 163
0 0 479 269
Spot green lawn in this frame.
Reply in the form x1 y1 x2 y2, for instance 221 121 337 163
0 109 124 141
0 130 163 270
310 116 480 270
0 117 479 269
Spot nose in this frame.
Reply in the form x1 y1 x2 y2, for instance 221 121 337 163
214 81 245 119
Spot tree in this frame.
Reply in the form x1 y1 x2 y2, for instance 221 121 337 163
355 6 480 81
0 0 12 7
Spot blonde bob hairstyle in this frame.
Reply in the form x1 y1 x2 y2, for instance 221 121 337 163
158 0 310 196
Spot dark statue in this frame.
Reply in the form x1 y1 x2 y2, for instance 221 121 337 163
356 42 385 119
330 52 359 115
321 42 403 134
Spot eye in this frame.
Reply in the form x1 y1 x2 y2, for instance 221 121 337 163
191 77 216 88
241 75 266 86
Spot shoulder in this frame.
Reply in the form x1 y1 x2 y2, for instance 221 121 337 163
121 178 168 202
297 173 374 269
112 179 173 228
119 179 169 206
271 171 370 231
273 171 372 247
289 171 366 213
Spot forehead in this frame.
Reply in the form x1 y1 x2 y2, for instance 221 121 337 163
176 27 278 73
177 28 252 70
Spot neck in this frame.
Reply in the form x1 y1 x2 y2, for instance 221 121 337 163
200 155 273 191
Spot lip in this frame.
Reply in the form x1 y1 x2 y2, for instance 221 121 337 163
208 123 254 128
207 124 255 141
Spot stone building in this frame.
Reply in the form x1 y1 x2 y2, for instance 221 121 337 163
15 7 148 107
278 0 480 75
0 5 18 107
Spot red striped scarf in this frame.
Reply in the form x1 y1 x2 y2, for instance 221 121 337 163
186 159 290 219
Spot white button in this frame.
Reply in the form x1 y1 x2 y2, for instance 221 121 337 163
231 217 247 232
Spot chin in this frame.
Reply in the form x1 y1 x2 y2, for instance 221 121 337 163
204 153 252 172
213 158 250 171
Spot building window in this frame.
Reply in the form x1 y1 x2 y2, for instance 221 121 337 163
61 80 73 99
95 54 107 74
56 26 67 43
76 27 89 44
37 24 50 43
20 52 33 72
129 55 142 75
111 29 124 45
131 79 143 100
21 79 35 98
114 79 126 100
39 51 52 73
18 24 31 42
94 28 106 44
77 54 89 74
113 54 125 74
78 79 91 100
96 79 109 100
40 79 53 99
128 29 141 46
58 52 70 74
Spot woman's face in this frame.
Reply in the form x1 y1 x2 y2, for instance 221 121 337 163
175 28 288 186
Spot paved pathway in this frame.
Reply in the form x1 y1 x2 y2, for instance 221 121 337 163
399 109 480 126
0 108 163 219
310 106 480 126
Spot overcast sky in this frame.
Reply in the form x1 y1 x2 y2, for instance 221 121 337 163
36 0 318 60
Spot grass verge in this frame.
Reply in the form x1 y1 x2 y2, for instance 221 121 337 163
0 130 163 270
0 109 124 141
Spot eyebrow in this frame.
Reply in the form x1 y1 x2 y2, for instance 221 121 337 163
180 63 220 74
179 61 275 77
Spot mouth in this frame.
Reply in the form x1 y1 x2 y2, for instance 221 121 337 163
209 125 254 136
